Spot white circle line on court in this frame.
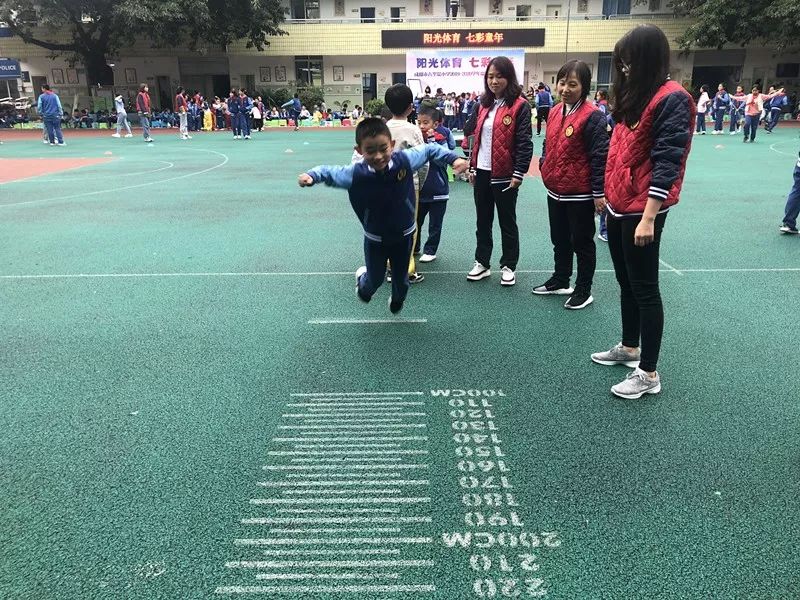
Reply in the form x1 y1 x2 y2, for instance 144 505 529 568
0 149 228 208
769 140 799 158
2 160 175 183
1 268 800 281
308 319 428 325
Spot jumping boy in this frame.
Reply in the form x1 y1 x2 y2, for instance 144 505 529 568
416 106 456 263
384 83 429 283
298 118 468 313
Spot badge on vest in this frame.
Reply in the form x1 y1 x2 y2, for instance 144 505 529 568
397 168 407 181
565 125 574 137
502 115 512 126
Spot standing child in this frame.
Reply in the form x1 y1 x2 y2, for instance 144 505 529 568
594 88 613 242
228 89 242 139
779 150 800 235
416 106 456 263
239 89 253 139
298 118 468 313
742 86 763 143
729 85 746 135
112 93 132 138
534 83 553 136
764 85 787 133
711 83 730 134
695 85 710 134
175 86 190 140
384 83 430 283
534 60 609 310
136 83 153 143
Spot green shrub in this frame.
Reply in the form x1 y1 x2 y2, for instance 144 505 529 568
298 87 326 109
365 98 386 117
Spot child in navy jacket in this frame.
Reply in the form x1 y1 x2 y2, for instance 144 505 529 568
299 118 468 314
415 106 456 263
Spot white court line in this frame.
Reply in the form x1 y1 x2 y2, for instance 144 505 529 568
227 559 434 568
232 537 431 546
287 402 422 407
274 508 401 513
215 584 436 594
243 516 431 524
3 268 800 280
769 140 799 157
270 450 428 456
281 474 402 480
282 431 411 436
294 418 405 423
281 489 401 495
274 437 427 442
257 480 428 488
263 465 428 471
289 458 404 463
291 392 422 397
268 527 402 534
250 497 431 504
0 149 229 208
2 160 175 183
659 258 683 276
260 549 402 555
282 413 426 418
255 573 400 581
279 424 426 430
309 319 428 325
290 443 401 449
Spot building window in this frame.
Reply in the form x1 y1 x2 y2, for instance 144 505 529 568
390 7 406 22
488 0 502 14
517 4 532 20
295 56 323 87
648 0 661 11
577 0 589 12
334 0 345 16
290 0 319 20
597 52 613 87
392 72 406 85
360 7 376 22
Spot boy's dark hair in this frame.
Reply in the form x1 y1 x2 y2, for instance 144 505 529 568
418 105 441 122
385 84 413 116
596 89 608 100
176 86 184 94
379 106 394 121
355 117 392 145
41 83 51 91
557 60 592 99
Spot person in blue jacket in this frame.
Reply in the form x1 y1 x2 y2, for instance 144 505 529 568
779 150 800 235
711 83 730 134
282 93 302 131
298 118 468 313
415 106 456 263
238 89 253 139
37 84 65 145
227 89 242 138
534 83 553 136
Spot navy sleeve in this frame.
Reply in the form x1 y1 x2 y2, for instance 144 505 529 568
463 102 479 137
582 111 609 198
649 91 693 201
512 101 533 182
539 136 546 170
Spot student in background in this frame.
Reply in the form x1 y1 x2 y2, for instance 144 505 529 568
695 84 710 134
37 84 65 145
136 83 154 143
534 83 553 136
728 85 746 135
779 150 800 235
742 85 763 143
764 85 787 133
711 83 730 135
112 93 132 138
175 86 190 140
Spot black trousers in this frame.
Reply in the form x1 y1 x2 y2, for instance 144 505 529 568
607 212 668 373
546 196 596 292
536 107 550 135
474 169 519 270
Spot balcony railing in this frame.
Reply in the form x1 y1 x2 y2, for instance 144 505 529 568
283 13 678 24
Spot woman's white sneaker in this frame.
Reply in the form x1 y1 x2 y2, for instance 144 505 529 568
500 266 516 286
467 261 490 281
611 368 661 399
591 343 640 367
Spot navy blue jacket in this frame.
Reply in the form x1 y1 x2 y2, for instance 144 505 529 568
420 126 456 202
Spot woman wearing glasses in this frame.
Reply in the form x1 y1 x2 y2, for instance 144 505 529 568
591 25 696 399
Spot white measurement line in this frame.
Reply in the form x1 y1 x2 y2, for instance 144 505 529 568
271 450 429 456
234 537 432 546
255 573 400 581
250 497 431 505
261 549 402 556
282 473 402 479
293 402 425 407
279 424 426 430
291 443 401 449
215 584 436 594
288 458 404 464
268 527 402 534
243 517 432 525
290 392 424 397
309 319 428 325
659 258 683 276
275 508 400 514
257 480 428 488
263 465 428 471
296 418 405 424
274 437 427 443
227 560 434 568
282 430 412 436
282 489 400 495
283 413 427 418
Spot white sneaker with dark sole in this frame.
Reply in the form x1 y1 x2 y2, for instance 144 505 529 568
591 343 640 367
564 293 593 310
419 254 436 263
467 261 490 281
500 266 516 286
611 368 661 399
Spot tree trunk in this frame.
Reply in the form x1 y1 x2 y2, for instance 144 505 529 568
82 45 114 88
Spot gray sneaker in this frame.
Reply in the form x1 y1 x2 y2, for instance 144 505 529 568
611 368 661 399
591 343 640 367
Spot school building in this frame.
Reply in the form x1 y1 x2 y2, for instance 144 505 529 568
1 0 799 110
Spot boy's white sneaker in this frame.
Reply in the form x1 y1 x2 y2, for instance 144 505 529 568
467 261 490 281
500 266 516 286
244 135 251 140
43 139 50 144
124 133 133 138
419 254 436 263
111 133 121 138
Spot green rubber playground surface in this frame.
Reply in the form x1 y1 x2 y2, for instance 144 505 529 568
1 125 799 599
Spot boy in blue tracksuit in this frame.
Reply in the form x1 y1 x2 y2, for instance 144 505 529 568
282 93 302 131
299 118 468 313
37 84 65 145
415 106 455 263
534 83 553 136
711 84 730 134
239 90 253 139
228 89 242 138
765 87 787 133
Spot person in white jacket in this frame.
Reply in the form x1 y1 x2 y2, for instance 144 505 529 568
695 84 710 134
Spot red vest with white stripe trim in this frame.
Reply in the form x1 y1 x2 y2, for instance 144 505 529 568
605 80 694 214
540 101 598 198
469 96 527 178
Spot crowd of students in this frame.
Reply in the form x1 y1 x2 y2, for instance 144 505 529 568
695 82 791 141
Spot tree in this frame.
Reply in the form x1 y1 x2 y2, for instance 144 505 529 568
670 0 799 52
0 0 287 87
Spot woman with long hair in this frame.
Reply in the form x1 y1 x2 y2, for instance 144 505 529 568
591 24 695 399
464 56 533 286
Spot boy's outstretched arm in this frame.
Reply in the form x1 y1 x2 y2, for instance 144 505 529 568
403 144 469 174
298 164 355 188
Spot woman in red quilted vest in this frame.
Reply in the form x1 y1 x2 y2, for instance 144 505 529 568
534 60 609 310
464 56 533 286
590 25 695 399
